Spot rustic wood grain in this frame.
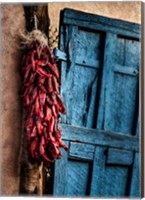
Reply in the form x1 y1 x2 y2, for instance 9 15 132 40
23 4 49 35
60 124 139 151
53 141 69 196
130 152 140 197
106 148 134 165
62 8 140 38
53 8 140 197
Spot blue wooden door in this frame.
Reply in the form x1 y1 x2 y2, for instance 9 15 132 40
53 9 140 197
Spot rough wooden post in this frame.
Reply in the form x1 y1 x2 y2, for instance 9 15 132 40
23 4 49 35
19 4 50 196
37 162 44 196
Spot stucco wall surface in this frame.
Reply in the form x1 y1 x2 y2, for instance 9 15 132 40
48 2 141 32
1 4 25 195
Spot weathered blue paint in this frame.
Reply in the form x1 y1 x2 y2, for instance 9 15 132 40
90 147 106 196
53 141 69 195
63 9 140 39
59 124 139 152
130 152 140 196
53 8 140 197
106 148 134 165
103 35 140 135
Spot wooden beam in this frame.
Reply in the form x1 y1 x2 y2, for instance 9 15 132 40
23 4 50 35
60 123 139 152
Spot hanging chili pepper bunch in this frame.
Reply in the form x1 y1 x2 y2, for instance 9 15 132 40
19 30 69 165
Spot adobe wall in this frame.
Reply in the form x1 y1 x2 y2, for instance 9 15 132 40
1 4 25 195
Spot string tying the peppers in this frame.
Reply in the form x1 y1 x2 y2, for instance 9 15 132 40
19 30 69 166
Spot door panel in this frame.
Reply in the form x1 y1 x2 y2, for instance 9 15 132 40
109 72 138 134
116 36 140 67
67 160 91 196
53 9 140 197
103 166 129 197
103 35 140 135
60 26 104 128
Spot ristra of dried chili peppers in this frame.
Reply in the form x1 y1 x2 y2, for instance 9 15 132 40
20 31 69 165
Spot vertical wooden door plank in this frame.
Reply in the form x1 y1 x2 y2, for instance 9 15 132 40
97 32 117 130
103 33 118 132
130 152 140 197
90 146 106 196
53 141 69 196
112 37 140 135
60 26 78 125
136 114 139 136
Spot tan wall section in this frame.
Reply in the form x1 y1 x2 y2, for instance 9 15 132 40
1 4 25 195
48 2 141 32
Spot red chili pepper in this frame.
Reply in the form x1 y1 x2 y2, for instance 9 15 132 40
30 87 38 104
46 95 53 105
36 120 43 135
55 131 61 141
52 142 60 157
31 125 37 137
22 62 31 73
38 76 45 85
43 127 48 140
39 135 45 155
49 131 55 143
47 77 53 93
47 61 59 79
30 138 38 157
52 105 58 118
42 153 54 163
44 105 52 121
39 109 44 119
39 84 47 93
25 116 34 127
27 104 34 118
24 95 30 107
48 116 54 133
55 92 66 114
39 91 46 107
51 93 58 105
27 84 35 96
36 65 52 78
59 140 69 151
24 66 31 81
43 122 47 127
55 103 66 115
35 96 40 115
52 76 59 93
24 72 36 86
